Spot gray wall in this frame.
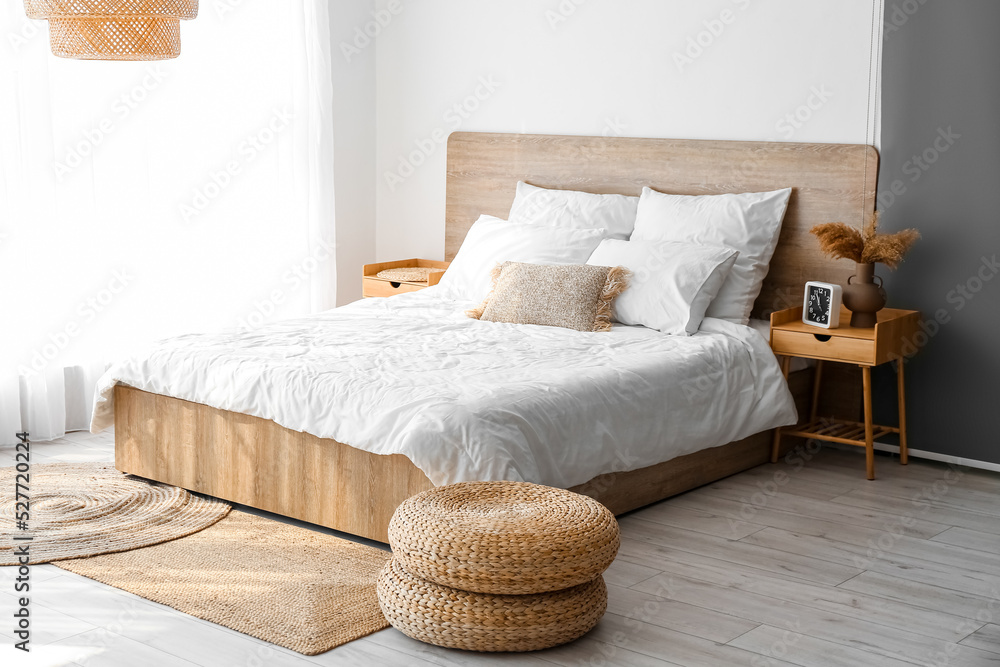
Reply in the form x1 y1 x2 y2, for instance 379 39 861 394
877 0 1000 463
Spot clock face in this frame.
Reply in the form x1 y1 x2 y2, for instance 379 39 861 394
807 285 831 324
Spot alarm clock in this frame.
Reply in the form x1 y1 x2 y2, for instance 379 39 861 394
802 281 843 329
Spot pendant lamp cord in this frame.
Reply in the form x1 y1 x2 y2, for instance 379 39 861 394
862 0 881 229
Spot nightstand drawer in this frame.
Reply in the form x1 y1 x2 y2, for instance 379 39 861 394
362 278 426 298
771 330 875 365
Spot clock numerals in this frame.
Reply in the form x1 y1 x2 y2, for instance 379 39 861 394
805 285 834 326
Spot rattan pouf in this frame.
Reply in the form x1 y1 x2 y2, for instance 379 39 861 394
388 481 620 595
377 557 607 653
379 481 619 652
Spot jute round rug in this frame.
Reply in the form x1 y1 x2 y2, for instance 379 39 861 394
0 462 230 565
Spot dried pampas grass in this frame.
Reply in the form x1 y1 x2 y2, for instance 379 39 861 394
811 223 865 264
811 211 919 270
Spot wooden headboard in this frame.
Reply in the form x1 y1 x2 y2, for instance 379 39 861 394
445 132 878 319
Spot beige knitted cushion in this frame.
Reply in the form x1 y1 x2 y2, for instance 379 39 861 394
466 262 629 332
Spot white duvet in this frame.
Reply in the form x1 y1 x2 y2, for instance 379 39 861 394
92 288 797 488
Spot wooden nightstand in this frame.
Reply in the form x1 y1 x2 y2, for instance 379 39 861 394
769 306 920 479
362 259 451 298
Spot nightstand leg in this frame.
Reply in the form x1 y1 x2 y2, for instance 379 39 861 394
898 359 908 465
810 360 825 423
771 356 793 464
862 366 875 480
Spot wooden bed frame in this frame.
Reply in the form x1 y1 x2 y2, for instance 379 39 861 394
116 132 877 542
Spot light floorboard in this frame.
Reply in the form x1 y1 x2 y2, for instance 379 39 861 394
961 624 1000 656
618 502 768 540
729 624 918 667
2 434 999 666
619 516 863 585
0 589 98 645
829 490 1000 535
604 583 759 644
588 612 800 667
712 462 859 497
533 636 677 667
931 527 1000 555
681 478 953 538
634 572 998 666
770 521 1000 575
601 558 661 589
834 471 1000 513
699 472 851 502
363 629 556 667
867 557 1000 604
667 490 944 541
743 527 1000 599
838 570 1000 621
620 544 974 642
49 628 204 667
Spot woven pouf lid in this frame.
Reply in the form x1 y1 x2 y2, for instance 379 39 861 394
377 557 607 653
376 267 443 283
389 481 620 595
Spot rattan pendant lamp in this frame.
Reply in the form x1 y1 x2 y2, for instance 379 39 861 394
24 0 198 61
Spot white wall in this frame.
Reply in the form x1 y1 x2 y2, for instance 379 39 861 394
374 0 883 262
330 0 377 303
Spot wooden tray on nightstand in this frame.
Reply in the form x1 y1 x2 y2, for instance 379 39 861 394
362 259 450 298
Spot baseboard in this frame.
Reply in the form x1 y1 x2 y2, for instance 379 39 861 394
871 441 1000 474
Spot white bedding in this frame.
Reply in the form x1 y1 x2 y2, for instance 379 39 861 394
91 288 798 488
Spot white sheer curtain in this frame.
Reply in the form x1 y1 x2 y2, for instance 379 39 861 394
0 1 336 445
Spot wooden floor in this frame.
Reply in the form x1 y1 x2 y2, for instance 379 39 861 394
3 432 1000 667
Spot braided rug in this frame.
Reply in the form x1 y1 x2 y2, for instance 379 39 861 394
0 462 229 565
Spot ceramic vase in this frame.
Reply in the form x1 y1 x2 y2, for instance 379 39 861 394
843 262 886 328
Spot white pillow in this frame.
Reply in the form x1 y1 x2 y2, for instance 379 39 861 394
508 182 638 240
630 187 792 325
438 215 608 302
587 239 739 335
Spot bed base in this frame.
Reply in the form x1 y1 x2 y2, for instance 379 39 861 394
117 385 783 542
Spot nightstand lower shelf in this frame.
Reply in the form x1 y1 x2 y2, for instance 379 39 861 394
780 418 899 447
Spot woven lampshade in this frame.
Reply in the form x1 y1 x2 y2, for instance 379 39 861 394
24 0 198 60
